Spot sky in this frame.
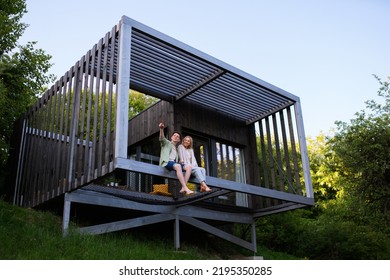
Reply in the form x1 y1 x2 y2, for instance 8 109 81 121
19 0 390 138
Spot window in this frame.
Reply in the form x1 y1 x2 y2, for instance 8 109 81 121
213 141 247 207
185 132 248 207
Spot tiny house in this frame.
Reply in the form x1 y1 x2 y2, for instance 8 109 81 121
10 16 314 252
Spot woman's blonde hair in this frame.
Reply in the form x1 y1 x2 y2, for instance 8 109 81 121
182 136 193 149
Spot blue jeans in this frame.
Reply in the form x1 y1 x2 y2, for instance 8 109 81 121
165 161 185 171
192 166 206 183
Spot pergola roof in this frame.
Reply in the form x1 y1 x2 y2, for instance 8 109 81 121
121 16 299 125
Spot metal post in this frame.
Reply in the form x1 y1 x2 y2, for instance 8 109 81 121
62 193 71 236
251 221 257 253
13 119 27 206
115 16 132 160
174 215 180 250
294 100 314 198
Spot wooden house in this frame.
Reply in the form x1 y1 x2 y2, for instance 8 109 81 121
10 16 314 253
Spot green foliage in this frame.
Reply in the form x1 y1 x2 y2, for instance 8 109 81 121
328 75 390 225
129 90 159 119
307 133 341 203
0 0 55 174
256 206 390 259
0 0 27 55
310 200 390 259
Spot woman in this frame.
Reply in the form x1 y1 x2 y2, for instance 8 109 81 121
178 136 212 192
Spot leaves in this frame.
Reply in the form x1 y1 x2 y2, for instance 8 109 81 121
0 0 55 170
128 90 159 119
0 0 28 55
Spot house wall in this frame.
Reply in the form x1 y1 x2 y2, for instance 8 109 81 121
128 100 173 146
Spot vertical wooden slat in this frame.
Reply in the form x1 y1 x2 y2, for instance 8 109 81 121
259 121 269 189
69 60 83 190
31 100 46 206
49 82 60 197
49 83 58 137
272 113 284 192
265 117 277 190
60 73 70 192
55 75 67 194
44 89 56 201
224 144 229 180
52 82 62 196
27 109 38 206
42 90 53 202
92 38 103 179
85 45 97 182
35 102 45 204
98 33 110 175
218 142 224 178
78 53 89 185
64 69 74 191
286 106 302 194
279 108 294 193
105 27 117 172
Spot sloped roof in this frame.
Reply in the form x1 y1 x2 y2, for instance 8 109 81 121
123 16 299 125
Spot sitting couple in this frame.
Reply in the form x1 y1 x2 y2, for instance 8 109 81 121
159 122 212 195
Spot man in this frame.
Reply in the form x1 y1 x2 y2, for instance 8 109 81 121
159 122 194 195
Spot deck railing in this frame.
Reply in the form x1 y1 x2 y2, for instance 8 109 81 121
14 26 119 207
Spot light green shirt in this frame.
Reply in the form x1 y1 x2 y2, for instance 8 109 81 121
159 136 178 167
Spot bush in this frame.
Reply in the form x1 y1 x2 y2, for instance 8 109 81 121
256 206 390 259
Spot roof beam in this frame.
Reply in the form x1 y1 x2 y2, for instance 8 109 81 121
175 68 225 101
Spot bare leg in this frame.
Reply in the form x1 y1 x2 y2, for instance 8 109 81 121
183 165 192 185
173 165 193 194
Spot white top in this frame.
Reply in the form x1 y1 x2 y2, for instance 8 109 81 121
178 145 199 167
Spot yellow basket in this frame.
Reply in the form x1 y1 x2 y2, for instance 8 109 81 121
150 184 171 196
187 182 196 191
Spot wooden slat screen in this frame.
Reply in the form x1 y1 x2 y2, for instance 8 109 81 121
14 26 119 207
256 104 304 207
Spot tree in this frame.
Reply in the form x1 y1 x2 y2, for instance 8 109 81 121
0 0 55 188
0 0 27 55
128 90 159 119
327 75 390 229
306 133 342 204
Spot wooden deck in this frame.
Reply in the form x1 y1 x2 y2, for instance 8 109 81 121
62 158 314 252
63 183 256 252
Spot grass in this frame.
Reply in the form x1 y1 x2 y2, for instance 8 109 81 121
0 199 297 260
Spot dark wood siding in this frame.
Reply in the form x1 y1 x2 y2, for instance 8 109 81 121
175 100 248 144
127 100 173 146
